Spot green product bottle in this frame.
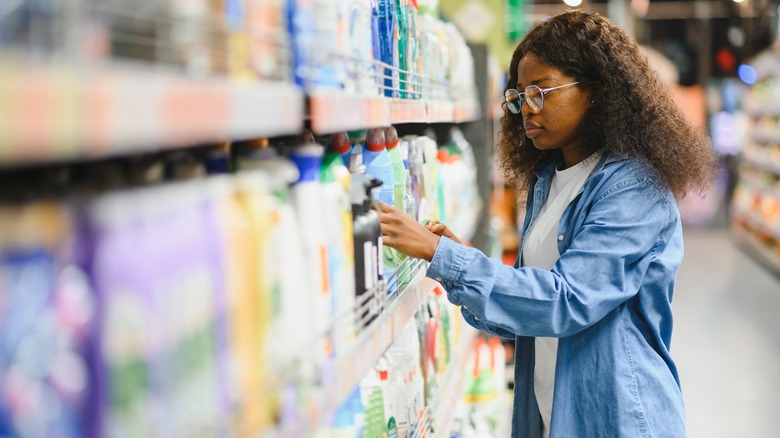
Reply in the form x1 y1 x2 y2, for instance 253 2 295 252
366 385 388 437
395 0 409 98
384 127 407 209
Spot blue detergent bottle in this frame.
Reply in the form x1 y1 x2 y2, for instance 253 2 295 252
363 128 395 207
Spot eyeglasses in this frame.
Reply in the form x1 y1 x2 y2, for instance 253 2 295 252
504 81 580 114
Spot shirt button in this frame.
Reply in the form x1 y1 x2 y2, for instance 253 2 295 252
558 235 564 241
435 276 442 282
474 316 480 321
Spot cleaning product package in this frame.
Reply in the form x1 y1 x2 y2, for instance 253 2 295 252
0 202 94 438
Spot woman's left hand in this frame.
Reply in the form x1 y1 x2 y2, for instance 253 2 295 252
375 201 441 262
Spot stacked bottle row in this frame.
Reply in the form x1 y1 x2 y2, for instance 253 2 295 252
0 125 481 437
319 288 462 438
0 0 475 101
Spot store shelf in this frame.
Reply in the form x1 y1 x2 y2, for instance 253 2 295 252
316 260 435 429
732 223 780 275
488 99 504 121
310 91 481 133
733 205 780 239
742 155 780 177
425 100 456 124
310 91 391 133
413 324 478 438
453 101 480 123
751 131 780 146
746 102 780 117
389 99 429 124
0 62 304 166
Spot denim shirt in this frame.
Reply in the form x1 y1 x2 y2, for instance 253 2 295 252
427 153 685 437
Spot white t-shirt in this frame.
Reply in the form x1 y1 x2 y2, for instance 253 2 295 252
522 153 601 438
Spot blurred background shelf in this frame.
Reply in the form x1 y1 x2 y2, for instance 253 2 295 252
732 224 780 275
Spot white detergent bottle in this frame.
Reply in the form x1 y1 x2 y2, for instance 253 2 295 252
289 141 332 365
321 148 357 353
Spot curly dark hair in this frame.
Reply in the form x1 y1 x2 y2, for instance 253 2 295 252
497 10 716 199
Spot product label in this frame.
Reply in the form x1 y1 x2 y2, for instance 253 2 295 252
320 245 329 295
372 242 379 285
364 241 374 290
377 236 384 276
387 417 398 438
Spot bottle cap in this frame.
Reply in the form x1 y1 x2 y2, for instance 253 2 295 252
289 145 324 183
365 129 386 152
330 132 351 154
298 129 316 146
384 126 399 150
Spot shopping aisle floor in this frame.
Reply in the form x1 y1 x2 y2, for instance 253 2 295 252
674 227 780 437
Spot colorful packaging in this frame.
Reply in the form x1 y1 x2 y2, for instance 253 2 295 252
0 202 93 438
377 0 398 97
88 182 225 437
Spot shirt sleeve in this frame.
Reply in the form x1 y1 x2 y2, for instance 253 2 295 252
427 179 674 338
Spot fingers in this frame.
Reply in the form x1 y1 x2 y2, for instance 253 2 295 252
375 200 395 213
427 224 446 235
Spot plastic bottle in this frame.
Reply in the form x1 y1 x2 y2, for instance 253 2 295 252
204 142 232 174
416 135 440 222
377 0 397 97
289 142 332 363
363 129 395 206
326 390 360 438
378 359 401 438
351 174 384 328
321 148 357 351
406 136 427 222
395 0 409 98
399 136 419 221
330 132 353 168
384 127 407 209
347 0 378 95
234 140 310 370
360 367 388 438
348 130 368 173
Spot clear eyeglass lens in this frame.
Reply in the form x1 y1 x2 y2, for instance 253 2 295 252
526 86 544 111
505 89 522 114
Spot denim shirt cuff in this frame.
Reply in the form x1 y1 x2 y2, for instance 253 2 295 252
426 236 467 302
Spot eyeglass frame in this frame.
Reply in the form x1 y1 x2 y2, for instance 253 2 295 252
504 81 581 114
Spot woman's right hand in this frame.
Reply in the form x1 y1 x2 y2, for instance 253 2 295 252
425 220 462 244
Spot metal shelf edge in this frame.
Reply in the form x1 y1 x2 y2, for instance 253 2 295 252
316 272 438 431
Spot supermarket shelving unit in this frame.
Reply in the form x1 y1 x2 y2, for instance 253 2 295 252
733 87 780 275
0 63 481 167
0 36 484 438
0 3 487 435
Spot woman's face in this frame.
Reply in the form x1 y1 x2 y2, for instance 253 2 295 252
516 52 591 165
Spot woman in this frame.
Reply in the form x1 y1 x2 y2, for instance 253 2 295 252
377 10 715 438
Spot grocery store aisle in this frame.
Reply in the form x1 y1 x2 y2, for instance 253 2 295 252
674 227 780 438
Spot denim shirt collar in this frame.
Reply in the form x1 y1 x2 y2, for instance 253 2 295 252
533 149 620 181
